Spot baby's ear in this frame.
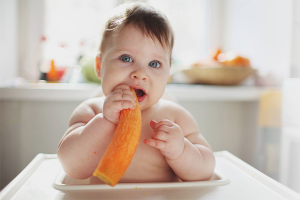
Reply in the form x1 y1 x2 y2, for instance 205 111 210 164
95 54 102 79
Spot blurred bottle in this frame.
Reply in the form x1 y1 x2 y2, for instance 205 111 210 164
39 35 49 81
47 59 59 82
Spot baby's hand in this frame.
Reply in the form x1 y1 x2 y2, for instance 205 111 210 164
144 119 185 160
102 85 136 125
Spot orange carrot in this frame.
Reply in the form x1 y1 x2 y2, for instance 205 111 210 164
93 88 142 186
211 48 222 61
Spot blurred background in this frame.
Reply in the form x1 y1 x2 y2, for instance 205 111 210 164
0 0 300 195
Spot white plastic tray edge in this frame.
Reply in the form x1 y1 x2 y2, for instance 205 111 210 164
0 154 57 200
215 151 300 200
3 152 299 198
52 169 229 192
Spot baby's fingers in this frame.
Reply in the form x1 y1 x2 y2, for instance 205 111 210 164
115 93 136 105
115 100 136 110
113 85 131 92
144 139 166 150
151 119 175 131
152 131 168 141
113 85 136 99
122 89 136 100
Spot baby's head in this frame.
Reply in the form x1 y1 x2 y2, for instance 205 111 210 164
95 2 174 110
98 2 174 64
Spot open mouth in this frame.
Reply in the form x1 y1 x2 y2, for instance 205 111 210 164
134 89 146 102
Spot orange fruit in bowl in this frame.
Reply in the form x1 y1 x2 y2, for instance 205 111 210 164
211 48 222 61
217 52 250 67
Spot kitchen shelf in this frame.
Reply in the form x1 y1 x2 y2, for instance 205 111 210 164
166 84 269 102
0 83 273 102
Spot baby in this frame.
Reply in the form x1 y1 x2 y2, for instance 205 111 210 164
57 2 215 183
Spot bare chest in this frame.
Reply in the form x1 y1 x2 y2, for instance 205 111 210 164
120 111 179 183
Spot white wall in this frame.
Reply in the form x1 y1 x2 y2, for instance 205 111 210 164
290 0 300 78
0 0 18 190
224 0 292 79
280 79 300 193
207 0 293 82
0 100 80 189
18 0 45 81
0 0 18 86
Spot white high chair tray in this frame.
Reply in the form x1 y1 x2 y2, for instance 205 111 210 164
52 169 229 192
1 151 300 200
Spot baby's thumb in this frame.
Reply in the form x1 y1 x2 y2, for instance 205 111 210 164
150 120 157 129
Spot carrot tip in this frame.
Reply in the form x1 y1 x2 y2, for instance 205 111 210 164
93 171 115 186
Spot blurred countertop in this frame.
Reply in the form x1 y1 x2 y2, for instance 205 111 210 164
0 83 274 102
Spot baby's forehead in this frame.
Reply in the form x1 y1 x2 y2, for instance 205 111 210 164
112 25 170 54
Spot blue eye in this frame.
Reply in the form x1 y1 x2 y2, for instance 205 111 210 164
149 61 160 68
120 55 133 63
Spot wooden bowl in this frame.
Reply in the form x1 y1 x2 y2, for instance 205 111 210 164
182 66 256 85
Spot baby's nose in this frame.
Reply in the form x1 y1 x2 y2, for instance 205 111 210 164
130 69 147 81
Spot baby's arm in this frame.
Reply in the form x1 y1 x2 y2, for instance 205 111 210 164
57 85 136 179
57 98 117 179
145 102 215 181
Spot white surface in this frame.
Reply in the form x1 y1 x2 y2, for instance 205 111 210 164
222 0 292 79
0 151 299 200
53 170 229 192
166 84 267 101
280 79 300 193
290 0 300 78
282 79 300 128
18 0 45 81
0 83 268 102
0 83 99 101
0 0 18 86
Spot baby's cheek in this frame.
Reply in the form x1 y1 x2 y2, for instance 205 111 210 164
102 83 114 96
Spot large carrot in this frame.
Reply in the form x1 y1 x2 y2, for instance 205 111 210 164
93 88 142 186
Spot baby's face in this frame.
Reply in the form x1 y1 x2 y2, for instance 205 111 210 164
99 24 171 110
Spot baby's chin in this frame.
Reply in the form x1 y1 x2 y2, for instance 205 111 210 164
139 101 148 111
138 99 150 111
139 97 163 112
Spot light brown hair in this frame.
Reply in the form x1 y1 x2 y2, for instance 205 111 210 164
99 2 174 64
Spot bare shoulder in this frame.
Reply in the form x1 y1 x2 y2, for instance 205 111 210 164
158 99 197 126
158 99 211 149
58 97 105 149
69 97 105 127
159 99 199 135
